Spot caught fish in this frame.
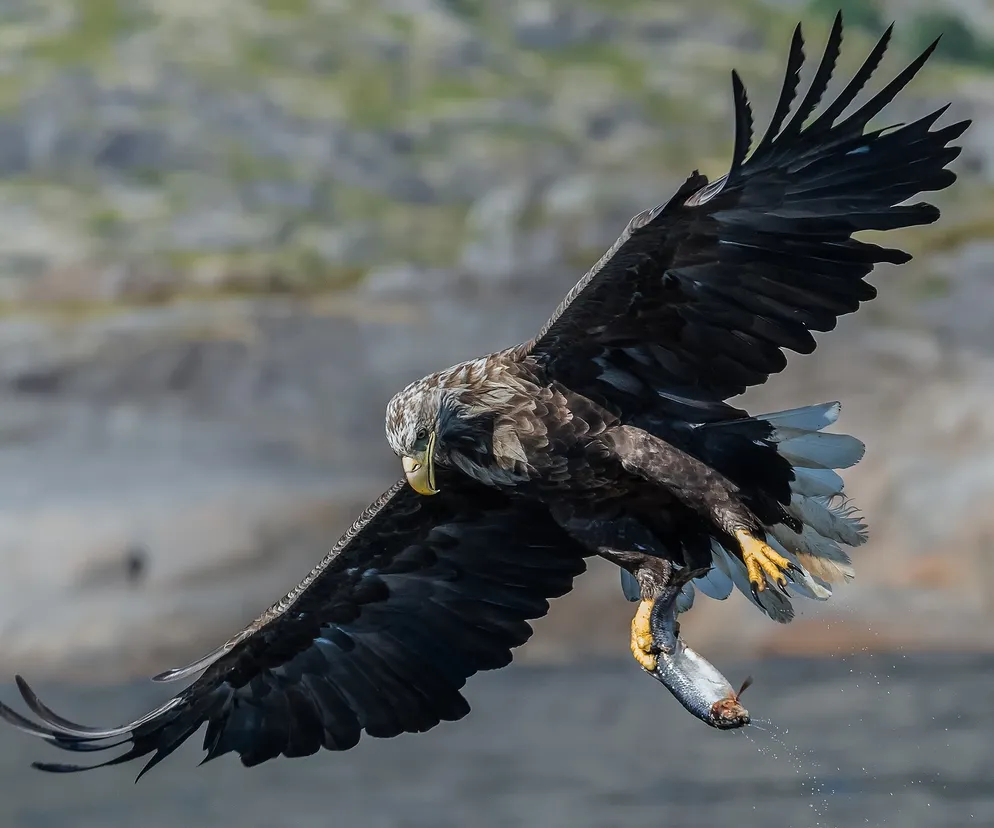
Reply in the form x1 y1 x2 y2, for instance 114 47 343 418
642 568 752 730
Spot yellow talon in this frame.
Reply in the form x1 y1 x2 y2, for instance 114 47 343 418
734 528 794 593
630 599 658 672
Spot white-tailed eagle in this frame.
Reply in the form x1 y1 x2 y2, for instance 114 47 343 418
0 14 968 777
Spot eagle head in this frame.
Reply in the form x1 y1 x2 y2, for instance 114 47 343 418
385 360 506 496
385 377 446 495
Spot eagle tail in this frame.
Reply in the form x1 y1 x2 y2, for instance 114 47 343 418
765 401 867 585
694 402 867 622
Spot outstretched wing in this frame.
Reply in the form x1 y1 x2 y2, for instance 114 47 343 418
0 474 586 778
525 14 968 426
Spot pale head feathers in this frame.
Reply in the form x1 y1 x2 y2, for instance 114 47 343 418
384 356 516 459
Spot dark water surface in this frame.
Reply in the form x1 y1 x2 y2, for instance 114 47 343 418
0 653 990 828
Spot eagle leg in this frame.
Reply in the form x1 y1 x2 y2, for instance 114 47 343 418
626 555 676 672
630 598 658 672
733 528 800 597
549 507 674 673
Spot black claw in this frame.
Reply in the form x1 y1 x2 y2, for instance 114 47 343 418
750 581 762 602
786 562 803 576
777 579 790 596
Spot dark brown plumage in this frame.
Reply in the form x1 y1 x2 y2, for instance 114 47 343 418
1 13 969 777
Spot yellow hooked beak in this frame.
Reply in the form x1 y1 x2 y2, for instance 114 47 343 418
402 431 438 496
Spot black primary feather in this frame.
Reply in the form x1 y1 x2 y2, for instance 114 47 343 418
755 23 805 151
777 11 843 140
729 70 754 175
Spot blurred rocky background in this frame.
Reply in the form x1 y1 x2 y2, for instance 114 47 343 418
0 0 992 682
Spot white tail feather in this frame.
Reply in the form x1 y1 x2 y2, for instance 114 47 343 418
692 561 734 600
761 401 863 589
790 466 845 498
788 494 867 547
769 521 855 583
761 401 841 431
766 536 833 600
777 430 865 469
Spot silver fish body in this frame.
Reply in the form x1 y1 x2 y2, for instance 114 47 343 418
645 635 751 729
643 569 751 730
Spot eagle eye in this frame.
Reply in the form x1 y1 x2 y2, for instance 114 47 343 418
415 427 428 442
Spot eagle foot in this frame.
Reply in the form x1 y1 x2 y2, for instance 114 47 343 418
630 598 658 672
733 529 799 596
